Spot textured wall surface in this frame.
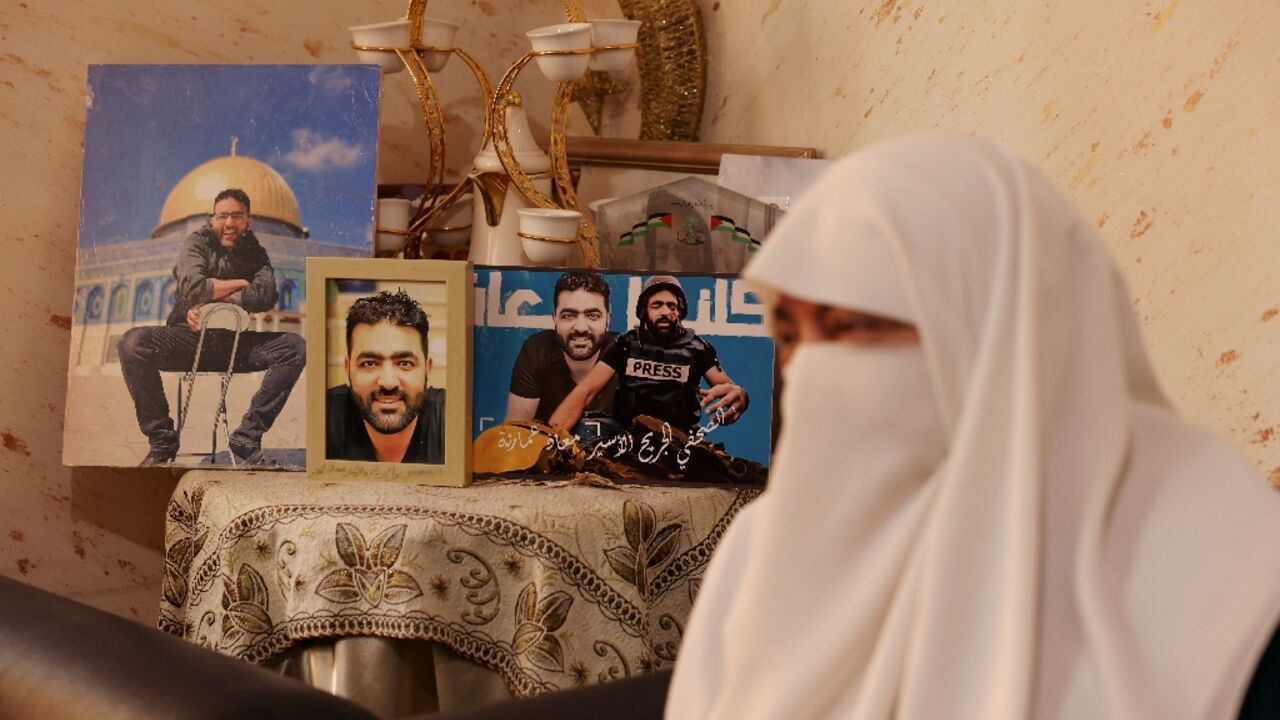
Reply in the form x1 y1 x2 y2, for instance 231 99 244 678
689 0 1280 483
1 0 1276 621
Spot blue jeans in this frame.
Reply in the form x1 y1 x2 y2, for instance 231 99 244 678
118 325 305 452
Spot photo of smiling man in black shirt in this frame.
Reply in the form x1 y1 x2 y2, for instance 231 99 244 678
505 270 619 423
549 275 749 435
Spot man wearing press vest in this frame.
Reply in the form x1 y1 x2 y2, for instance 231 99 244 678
549 275 748 435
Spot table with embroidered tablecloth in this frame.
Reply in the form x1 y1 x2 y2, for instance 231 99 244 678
158 470 758 713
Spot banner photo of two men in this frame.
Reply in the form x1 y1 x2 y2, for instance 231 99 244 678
471 268 774 486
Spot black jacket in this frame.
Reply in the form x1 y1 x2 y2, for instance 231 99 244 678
326 385 446 464
166 226 278 326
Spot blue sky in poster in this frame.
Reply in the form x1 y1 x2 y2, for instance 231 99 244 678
472 268 775 467
78 64 379 249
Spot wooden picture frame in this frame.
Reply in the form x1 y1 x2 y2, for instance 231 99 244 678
306 258 472 485
565 136 818 174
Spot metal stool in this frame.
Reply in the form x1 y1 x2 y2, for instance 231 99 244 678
175 303 250 467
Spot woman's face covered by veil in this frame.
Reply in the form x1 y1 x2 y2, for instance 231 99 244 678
771 296 918 368
669 136 1280 720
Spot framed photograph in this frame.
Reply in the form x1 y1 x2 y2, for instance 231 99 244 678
306 258 472 486
63 64 380 469
471 267 773 486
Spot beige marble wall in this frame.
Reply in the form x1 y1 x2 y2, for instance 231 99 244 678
687 0 1280 480
2 0 1276 621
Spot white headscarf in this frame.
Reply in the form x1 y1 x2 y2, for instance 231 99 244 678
666 136 1280 720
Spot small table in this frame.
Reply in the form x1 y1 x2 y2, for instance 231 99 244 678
159 471 757 712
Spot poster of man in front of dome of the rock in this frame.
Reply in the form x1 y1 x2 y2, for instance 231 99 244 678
63 65 379 469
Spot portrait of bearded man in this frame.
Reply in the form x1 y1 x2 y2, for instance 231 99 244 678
326 289 445 464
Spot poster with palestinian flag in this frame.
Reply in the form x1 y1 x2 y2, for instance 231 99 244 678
709 215 759 251
595 176 784 274
617 212 673 246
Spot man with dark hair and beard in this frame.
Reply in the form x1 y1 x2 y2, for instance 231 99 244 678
326 289 444 464
505 271 619 423
550 275 748 435
119 187 304 467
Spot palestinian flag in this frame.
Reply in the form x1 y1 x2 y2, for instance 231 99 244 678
710 214 736 234
711 214 760 251
630 220 650 241
646 212 673 231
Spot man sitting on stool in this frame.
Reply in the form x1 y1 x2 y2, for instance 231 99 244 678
119 188 304 467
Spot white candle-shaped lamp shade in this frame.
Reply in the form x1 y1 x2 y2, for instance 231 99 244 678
376 198 412 253
525 23 593 83
350 20 412 74
517 208 581 264
419 17 461 72
588 19 641 73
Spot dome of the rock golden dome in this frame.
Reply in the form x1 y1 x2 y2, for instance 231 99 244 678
154 153 302 236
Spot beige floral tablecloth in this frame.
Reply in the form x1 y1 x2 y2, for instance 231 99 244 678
159 471 759 697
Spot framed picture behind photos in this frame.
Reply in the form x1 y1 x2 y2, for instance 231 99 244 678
306 258 472 486
63 64 380 469
471 267 773 486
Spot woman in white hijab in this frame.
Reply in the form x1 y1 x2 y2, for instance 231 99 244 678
427 136 1279 720
665 135 1280 720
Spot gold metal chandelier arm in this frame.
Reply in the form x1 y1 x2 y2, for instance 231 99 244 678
492 54 557 212
407 0 426 44
449 47 495 151
408 179 471 240
492 53 602 267
548 81 577 209
382 0 604 264
561 0 587 23
395 47 448 257
549 81 601 267
397 49 447 200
